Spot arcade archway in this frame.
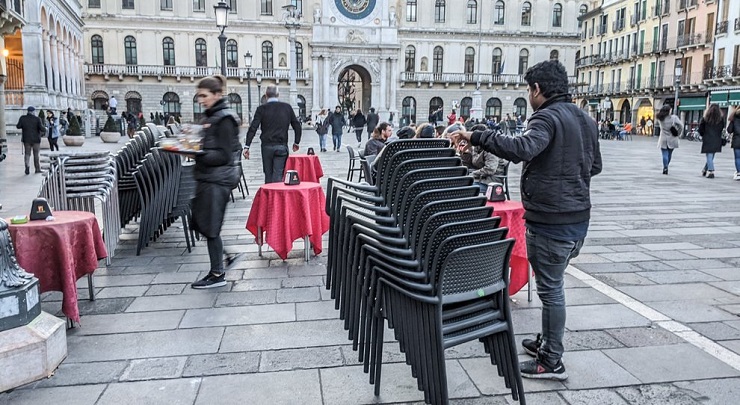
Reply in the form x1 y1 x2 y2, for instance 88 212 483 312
337 65 372 115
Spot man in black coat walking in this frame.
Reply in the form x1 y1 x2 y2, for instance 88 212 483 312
366 107 379 139
244 85 302 183
327 106 347 152
16 106 44 175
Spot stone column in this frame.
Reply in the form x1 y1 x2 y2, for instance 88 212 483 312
57 40 68 101
41 31 52 92
379 58 387 118
20 23 48 108
311 56 320 118
0 74 6 141
323 55 332 110
49 35 59 93
389 58 398 119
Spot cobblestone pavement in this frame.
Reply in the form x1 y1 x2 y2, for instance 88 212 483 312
2 132 740 404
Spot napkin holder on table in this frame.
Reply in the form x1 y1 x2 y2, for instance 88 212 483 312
29 198 53 220
284 170 301 185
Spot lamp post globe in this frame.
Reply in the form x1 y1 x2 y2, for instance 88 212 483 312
256 71 263 105
282 3 301 118
214 1 231 76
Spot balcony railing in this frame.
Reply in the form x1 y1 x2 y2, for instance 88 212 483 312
735 18 740 31
716 21 729 35
613 19 625 32
704 64 740 80
598 24 607 35
677 33 703 48
84 64 310 81
400 72 526 85
678 0 697 10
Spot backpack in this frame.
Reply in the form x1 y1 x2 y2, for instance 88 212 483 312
316 118 329 135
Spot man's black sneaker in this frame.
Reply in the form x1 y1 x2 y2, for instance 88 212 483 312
520 358 568 381
25 166 29 175
522 333 543 357
191 272 227 289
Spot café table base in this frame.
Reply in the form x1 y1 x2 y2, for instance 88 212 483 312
256 226 312 262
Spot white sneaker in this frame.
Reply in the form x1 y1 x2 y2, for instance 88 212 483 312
734 172 740 181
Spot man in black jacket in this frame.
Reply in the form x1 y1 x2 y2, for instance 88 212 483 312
365 107 379 139
244 85 301 183
452 60 602 381
327 106 347 152
16 106 45 175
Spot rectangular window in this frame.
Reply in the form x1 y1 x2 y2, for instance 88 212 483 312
406 1 417 22
261 0 272 15
434 1 445 23
89 0 101 8
193 0 205 12
291 0 302 15
229 0 237 13
122 0 134 9
160 0 172 10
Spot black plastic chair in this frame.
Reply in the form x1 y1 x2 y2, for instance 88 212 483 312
346 145 364 182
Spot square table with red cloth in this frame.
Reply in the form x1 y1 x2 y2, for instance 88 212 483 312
285 154 324 183
246 182 330 260
7 211 108 323
487 200 530 295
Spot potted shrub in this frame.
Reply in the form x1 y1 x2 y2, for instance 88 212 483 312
62 113 85 146
99 115 121 143
38 109 50 149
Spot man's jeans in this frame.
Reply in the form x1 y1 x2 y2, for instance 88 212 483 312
526 228 584 364
261 143 288 183
23 142 40 171
332 133 343 151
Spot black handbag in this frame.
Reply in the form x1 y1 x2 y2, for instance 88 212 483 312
670 117 679 137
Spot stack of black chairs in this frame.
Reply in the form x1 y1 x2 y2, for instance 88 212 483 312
325 139 525 405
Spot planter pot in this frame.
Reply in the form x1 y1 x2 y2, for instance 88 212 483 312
62 135 85 147
39 137 50 149
100 131 121 143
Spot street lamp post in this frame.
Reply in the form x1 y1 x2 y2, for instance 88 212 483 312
283 3 302 118
244 51 253 123
214 1 230 76
674 65 682 116
256 71 263 105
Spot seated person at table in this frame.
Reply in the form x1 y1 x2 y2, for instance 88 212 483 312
364 122 392 157
618 122 632 140
469 126 505 194
414 123 436 139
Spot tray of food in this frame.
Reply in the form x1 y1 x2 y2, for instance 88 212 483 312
159 138 205 156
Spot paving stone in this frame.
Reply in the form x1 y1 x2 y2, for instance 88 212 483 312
645 251 700 261
570 254 613 264
82 274 155 287
125 294 217 312
295 300 340 320
638 270 722 284
120 357 187 381
449 397 508 404
572 263 645 274
674 377 740 405
94 286 150 299
340 341 407 366
214 290 276 306
67 327 224 362
511 308 542 335
151 255 210 264
598 252 659 262
443 340 489 359
647 300 736 323
242 267 289 279
459 357 565 395
615 384 702 405
593 273 656 286
607 244 646 253
34 361 127 388
579 245 615 254
281 276 324 288
565 288 617 306
0 384 107 405
559 389 628 405
109 256 154 266
700 268 740 281
98 378 201 405
663 259 730 270
507 392 568 404
276 286 321 303
604 344 740 384
632 261 676 271
684 248 740 259
230 259 271 269
182 352 260 377
151 272 202 284
637 242 704 251
558 350 640 390
220 319 350 352
76 297 134 315
564 274 590 288
287 265 327 278
562 330 624 351
180 303 295 328
605 326 685 347
259 346 344 372
145 284 186 295
68 310 184 335
617 230 677 238
566 304 651 330
197 370 322 405
231 278 283 291
688 322 740 341
617 284 734 302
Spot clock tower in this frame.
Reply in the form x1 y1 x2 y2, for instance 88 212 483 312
309 1 400 122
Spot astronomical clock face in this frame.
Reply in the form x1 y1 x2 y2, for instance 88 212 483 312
335 0 376 20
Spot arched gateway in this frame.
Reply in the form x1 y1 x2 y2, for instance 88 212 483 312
337 65 372 114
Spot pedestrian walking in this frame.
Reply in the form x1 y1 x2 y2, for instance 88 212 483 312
127 112 139 138
451 60 602 381
656 105 682 175
447 109 457 125
315 108 329 152
15 106 44 175
352 108 366 147
327 105 347 152
45 110 60 151
108 96 118 115
190 75 243 289
698 104 725 179
365 107 379 139
59 112 69 136
727 106 740 180
244 84 302 183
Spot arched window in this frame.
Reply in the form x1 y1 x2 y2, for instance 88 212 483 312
295 42 303 70
228 93 242 120
434 0 445 23
262 41 274 70
297 95 307 121
195 38 207 67
124 35 137 65
464 47 475 77
514 97 528 119
460 97 473 119
550 50 559 61
91 90 109 111
162 92 181 116
518 49 529 74
406 0 417 22
91 35 104 64
405 45 416 72
162 37 175 66
193 94 204 122
466 0 477 24
125 91 142 115
226 39 238 67
486 98 502 120
429 97 443 120
521 2 532 26
494 1 505 25
401 96 416 127
578 5 588 28
433 46 444 78
552 3 563 27
492 48 503 75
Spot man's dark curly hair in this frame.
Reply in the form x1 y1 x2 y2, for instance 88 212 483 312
523 60 569 99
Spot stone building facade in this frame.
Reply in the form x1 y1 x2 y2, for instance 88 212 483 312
81 0 584 125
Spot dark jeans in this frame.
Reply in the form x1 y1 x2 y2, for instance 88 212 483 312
23 142 40 171
661 148 674 169
332 133 343 151
48 136 59 151
207 236 224 273
261 143 288 183
355 129 363 143
526 228 584 364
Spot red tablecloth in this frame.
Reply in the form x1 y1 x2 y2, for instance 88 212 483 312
246 182 330 260
8 211 108 323
487 200 530 295
285 154 324 183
